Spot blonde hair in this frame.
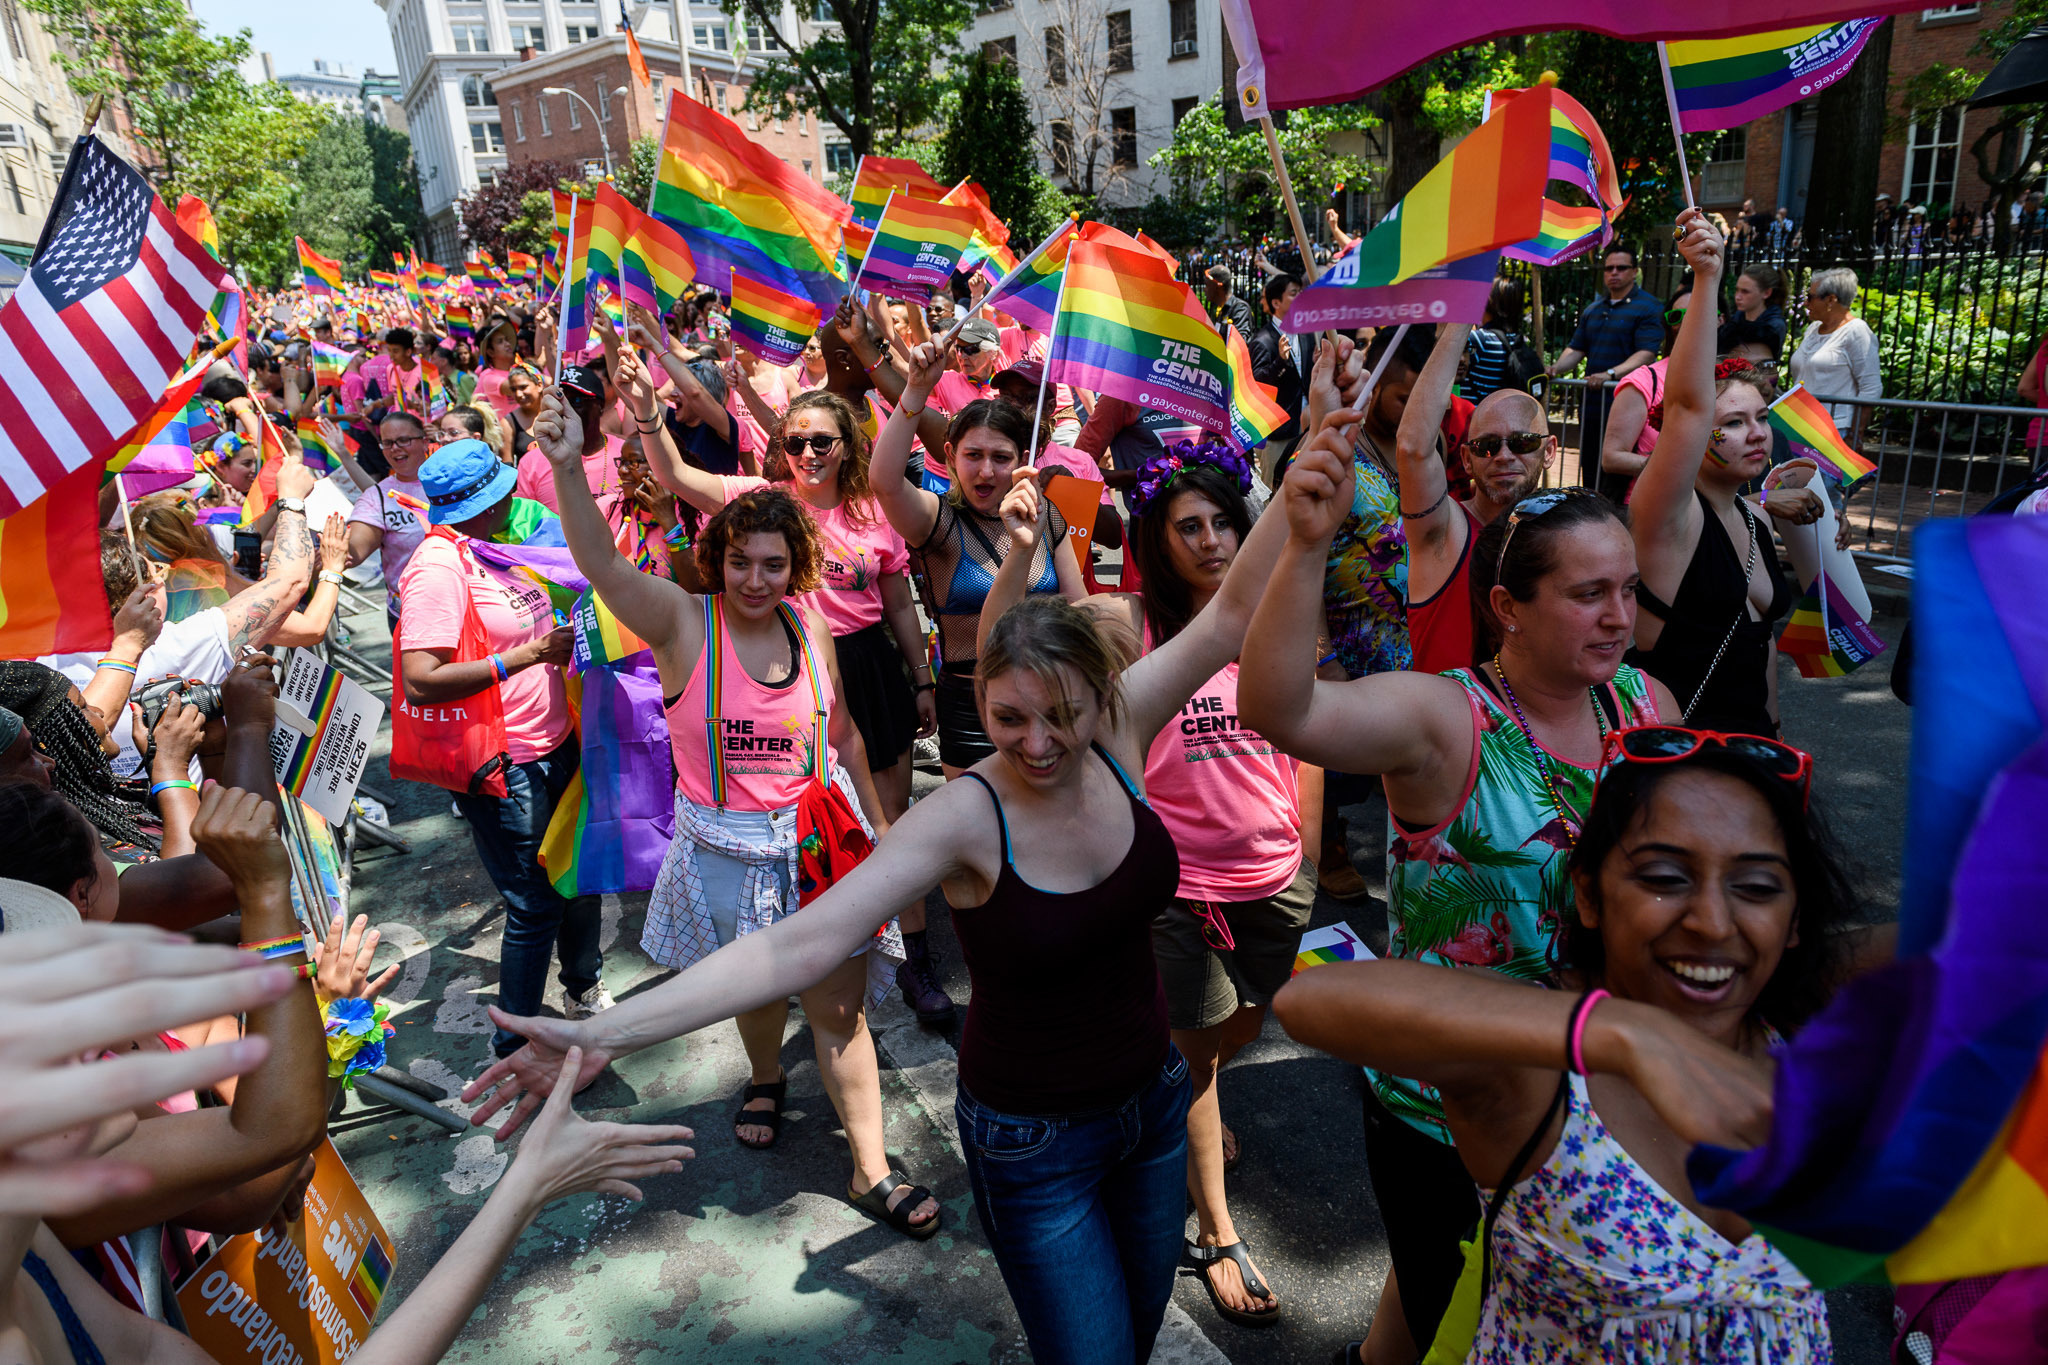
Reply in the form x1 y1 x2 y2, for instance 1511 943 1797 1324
765 390 878 530
976 595 1127 733
133 492 229 567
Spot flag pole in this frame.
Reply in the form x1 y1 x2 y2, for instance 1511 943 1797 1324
1260 117 1323 287
938 213 1078 350
1655 43 1699 212
1350 323 1410 413
850 188 891 298
557 193 579 383
1026 263 1077 463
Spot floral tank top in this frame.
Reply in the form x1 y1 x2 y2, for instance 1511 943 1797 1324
1371 665 1659 1141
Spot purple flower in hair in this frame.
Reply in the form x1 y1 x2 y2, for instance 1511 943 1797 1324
1131 438 1253 517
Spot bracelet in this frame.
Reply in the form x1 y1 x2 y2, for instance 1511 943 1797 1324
1399 486 1451 521
1566 988 1611 1075
663 523 693 549
636 414 664 432
294 962 317 981
317 570 345 586
900 402 926 418
914 682 936 693
149 779 198 798
489 653 511 682
240 934 307 961
95 657 137 675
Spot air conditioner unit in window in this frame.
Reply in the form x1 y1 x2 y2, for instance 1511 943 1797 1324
0 125 29 148
1171 38 1196 57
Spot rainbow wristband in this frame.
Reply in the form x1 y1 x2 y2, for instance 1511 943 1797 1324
149 779 198 798
241 934 308 961
489 653 510 682
95 657 137 675
664 523 693 549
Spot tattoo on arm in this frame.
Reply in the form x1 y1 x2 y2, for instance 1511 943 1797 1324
226 511 313 653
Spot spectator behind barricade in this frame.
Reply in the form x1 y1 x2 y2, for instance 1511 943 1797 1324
1788 267 1881 446
2021 331 2048 457
1718 265 1788 368
1247 274 1309 460
1766 205 1797 257
134 493 349 646
1545 244 1662 499
1658 272 1696 357
399 439 608 1058
1203 264 1257 341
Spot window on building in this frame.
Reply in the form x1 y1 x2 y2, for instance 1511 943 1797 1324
538 95 552 135
512 102 525 140
746 23 781 51
747 99 759 130
984 35 1016 64
451 23 489 51
826 142 855 174
802 157 813 176
1049 118 1074 176
693 22 727 49
462 75 496 106
567 93 582 128
469 120 504 153
1110 106 1136 165
715 83 730 115
797 111 806 132
1701 127 1746 203
566 23 599 42
1168 0 1196 57
512 22 545 49
2 0 27 60
1106 11 1132 72
1904 105 1965 207
1921 4 1979 18
1171 95 1198 126
978 0 1013 10
597 81 611 120
812 0 833 21
1045 26 1066 85
5 165 22 215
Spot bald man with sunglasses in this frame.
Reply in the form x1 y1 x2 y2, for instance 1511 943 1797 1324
1396 324 1560 675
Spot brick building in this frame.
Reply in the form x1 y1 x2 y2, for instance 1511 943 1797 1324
487 31 836 185
1697 3 2015 225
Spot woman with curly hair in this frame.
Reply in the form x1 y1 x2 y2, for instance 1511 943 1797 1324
526 384 937 1241
0 662 157 853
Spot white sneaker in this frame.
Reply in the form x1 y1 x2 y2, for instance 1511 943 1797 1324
563 983 615 1020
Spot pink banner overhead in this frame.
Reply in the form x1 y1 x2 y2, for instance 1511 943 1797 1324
1217 0 1930 113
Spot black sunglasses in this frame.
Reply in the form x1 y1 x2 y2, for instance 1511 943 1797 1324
1496 487 1604 578
1466 431 1548 457
782 433 842 458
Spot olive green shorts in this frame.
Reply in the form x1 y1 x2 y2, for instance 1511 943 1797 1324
1150 858 1318 1031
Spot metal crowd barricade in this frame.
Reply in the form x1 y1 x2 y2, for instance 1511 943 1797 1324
1540 378 2048 562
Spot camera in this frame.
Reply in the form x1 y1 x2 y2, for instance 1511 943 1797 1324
134 677 224 734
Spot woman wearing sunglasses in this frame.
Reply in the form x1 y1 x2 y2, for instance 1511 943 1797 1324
1630 210 1824 739
1273 725 1849 1361
524 386 941 1242
1240 411 1681 1364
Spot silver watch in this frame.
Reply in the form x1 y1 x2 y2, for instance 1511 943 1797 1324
274 496 307 515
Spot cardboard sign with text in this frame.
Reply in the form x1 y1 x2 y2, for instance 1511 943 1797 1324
1041 472 1101 553
177 1138 397 1363
271 649 384 826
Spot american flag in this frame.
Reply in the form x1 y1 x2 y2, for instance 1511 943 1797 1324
0 136 226 516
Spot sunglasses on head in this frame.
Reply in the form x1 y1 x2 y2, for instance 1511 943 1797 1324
1599 726 1813 806
782 433 842 457
1494 486 1603 578
1466 431 1547 457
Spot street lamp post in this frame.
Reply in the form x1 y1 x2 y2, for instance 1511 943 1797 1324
544 85 612 178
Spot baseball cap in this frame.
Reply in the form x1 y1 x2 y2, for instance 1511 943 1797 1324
956 318 1002 354
419 438 516 526
559 363 607 403
992 357 1045 391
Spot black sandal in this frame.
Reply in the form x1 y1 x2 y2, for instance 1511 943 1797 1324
733 1072 786 1149
844 1171 942 1241
1185 1239 1280 1328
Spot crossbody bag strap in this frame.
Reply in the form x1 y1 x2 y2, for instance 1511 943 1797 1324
776 601 831 788
1478 1071 1572 1314
702 594 726 807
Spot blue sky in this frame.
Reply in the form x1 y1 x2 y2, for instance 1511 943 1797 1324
193 0 398 79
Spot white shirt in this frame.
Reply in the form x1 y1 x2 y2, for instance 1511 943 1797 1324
347 476 428 612
1788 318 1882 430
40 609 232 779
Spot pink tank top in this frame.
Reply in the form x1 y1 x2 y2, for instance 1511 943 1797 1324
1140 620 1303 901
668 596 837 812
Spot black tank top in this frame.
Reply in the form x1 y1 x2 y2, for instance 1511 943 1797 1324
1628 490 1792 736
953 745 1178 1115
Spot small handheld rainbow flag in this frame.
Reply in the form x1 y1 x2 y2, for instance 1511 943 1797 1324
294 417 352 473
622 213 696 316
1292 923 1373 976
570 587 651 671
1504 198 1620 268
1661 21 1881 134
366 269 402 291
1223 323 1290 453
309 340 350 389
729 268 821 366
848 154 948 229
1047 238 1232 439
983 218 1081 334
176 195 220 259
442 302 475 342
296 237 346 296
1777 571 1885 678
348 1234 394 1320
855 192 982 300
973 238 1020 294
0 465 114 655
841 221 875 274
1768 383 1876 485
508 249 538 282
465 260 504 290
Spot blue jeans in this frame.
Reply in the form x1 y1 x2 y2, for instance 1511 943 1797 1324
956 1049 1192 1365
452 741 603 1057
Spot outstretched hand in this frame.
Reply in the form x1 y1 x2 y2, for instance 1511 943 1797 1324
461 1007 611 1140
497 1047 694 1206
998 466 1045 548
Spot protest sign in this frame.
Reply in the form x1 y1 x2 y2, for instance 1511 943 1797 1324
177 1138 396 1364
272 649 384 826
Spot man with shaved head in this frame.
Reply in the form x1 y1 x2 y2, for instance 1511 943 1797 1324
1395 323 1558 675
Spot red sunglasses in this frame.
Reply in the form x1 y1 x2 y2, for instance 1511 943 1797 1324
1598 726 1813 807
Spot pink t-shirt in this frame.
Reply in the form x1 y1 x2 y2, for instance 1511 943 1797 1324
668 603 837 811
1143 655 1302 901
515 438 623 515
475 366 518 418
931 371 994 415
1036 441 1112 506
397 532 570 763
998 326 1035 366
720 476 905 635
346 477 429 610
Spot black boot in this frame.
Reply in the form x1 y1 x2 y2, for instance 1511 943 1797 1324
897 929 956 1027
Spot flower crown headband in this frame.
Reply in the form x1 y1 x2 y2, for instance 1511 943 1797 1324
1130 438 1253 518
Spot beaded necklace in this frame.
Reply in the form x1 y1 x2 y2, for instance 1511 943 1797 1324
1492 652 1608 848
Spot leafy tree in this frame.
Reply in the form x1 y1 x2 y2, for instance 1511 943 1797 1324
612 132 661 211
939 51 1063 243
722 0 973 156
292 118 376 274
1148 97 1377 242
170 90 329 286
364 122 426 267
1803 19 1896 243
459 158 579 258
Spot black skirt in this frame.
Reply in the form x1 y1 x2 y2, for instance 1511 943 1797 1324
835 621 918 770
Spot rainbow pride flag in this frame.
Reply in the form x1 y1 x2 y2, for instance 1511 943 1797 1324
310 340 350 389
855 193 982 300
730 268 821 365
570 587 651 671
348 1234 394 1320
1662 21 1881 134
973 238 1020 293
0 464 111 654
841 221 875 275
849 154 947 228
1047 238 1231 439
1504 199 1617 268
176 194 220 259
943 180 1010 261
1291 923 1371 976
1343 83 1553 288
648 90 849 311
442 302 474 342
540 656 677 895
1690 517 2048 1287
1776 571 1885 678
398 270 422 307
587 183 635 298
164 558 229 624
297 237 346 296
1223 323 1290 453
106 356 214 480
508 249 538 282
294 417 350 473
465 260 503 290
1768 383 1876 484
622 212 695 316
367 269 402 291
983 218 1082 334
559 192 597 356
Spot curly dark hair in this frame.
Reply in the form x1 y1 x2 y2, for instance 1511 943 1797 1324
695 487 824 596
0 661 153 850
0 781 100 907
1560 747 1857 1032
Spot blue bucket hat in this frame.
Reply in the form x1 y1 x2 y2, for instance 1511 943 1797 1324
420 438 516 526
